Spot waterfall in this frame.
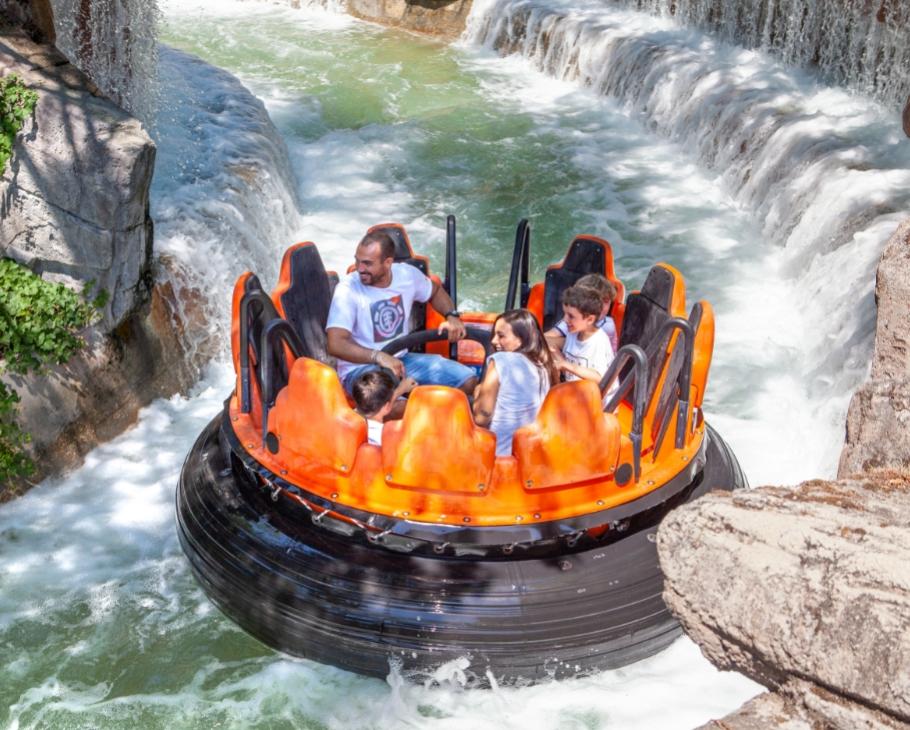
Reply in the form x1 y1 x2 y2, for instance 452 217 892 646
150 44 304 361
49 0 160 125
618 0 910 111
464 0 910 470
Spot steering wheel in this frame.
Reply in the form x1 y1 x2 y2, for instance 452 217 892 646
380 326 493 381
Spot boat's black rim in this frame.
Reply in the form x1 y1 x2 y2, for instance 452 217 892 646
221 399 709 554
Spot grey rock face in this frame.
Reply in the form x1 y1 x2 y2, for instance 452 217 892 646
839 220 910 476
659 473 910 729
0 28 155 328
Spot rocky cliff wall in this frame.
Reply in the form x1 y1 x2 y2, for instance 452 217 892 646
659 471 910 729
346 0 473 38
1 23 196 491
1 26 153 328
839 220 910 477
659 218 910 728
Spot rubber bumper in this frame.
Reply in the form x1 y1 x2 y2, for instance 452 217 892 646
176 413 745 683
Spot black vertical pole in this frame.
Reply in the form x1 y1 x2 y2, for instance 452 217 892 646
446 215 457 360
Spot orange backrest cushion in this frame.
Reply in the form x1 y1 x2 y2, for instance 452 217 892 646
268 357 366 474
382 386 496 493
513 380 621 490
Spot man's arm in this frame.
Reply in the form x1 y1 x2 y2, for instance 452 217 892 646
428 280 466 341
327 327 405 377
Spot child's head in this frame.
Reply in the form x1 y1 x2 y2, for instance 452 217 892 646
351 369 397 419
575 273 616 318
561 285 602 334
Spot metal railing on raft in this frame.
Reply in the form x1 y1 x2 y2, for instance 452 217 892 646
504 218 531 311
600 317 696 482
238 289 278 414
259 319 306 447
600 344 648 482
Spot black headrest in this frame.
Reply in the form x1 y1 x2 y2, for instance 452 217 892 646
543 237 609 331
277 244 335 365
369 225 428 274
616 265 682 402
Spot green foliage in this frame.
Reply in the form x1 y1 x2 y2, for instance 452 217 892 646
0 73 38 174
0 259 98 484
0 383 33 481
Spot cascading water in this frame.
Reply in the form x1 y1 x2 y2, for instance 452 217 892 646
619 0 910 111
49 0 160 125
3 0 907 725
464 0 910 476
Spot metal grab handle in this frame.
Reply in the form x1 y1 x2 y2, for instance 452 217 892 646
259 318 305 446
600 344 649 482
504 218 530 311
641 317 694 451
239 289 277 414
445 215 458 360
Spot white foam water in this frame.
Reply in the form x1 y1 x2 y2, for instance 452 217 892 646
463 0 910 480
617 0 910 111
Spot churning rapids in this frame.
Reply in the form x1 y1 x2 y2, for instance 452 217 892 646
3 0 909 726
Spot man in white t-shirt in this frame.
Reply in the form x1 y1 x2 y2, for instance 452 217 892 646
326 231 478 404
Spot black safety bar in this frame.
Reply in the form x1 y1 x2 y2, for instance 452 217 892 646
639 317 694 452
600 344 649 482
444 215 458 359
239 289 278 414
259 318 306 447
381 325 493 360
504 219 531 311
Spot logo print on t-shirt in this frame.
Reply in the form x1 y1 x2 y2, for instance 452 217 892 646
371 295 406 342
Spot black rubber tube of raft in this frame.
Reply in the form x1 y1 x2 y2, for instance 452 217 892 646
176 410 746 684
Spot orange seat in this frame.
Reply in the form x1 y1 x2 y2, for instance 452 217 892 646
512 380 621 490
542 235 626 333
381 386 496 494
267 357 366 475
689 300 714 410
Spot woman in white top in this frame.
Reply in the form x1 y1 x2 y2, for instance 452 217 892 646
472 310 559 457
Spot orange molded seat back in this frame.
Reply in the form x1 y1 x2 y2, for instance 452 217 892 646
542 235 626 333
512 381 621 490
271 241 337 364
268 357 367 474
526 282 545 327
689 300 714 409
231 271 253 379
381 386 496 493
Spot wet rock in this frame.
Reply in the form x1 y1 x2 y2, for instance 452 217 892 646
839 219 910 476
658 471 910 729
0 28 155 328
0 0 55 43
903 96 910 138
1 280 198 498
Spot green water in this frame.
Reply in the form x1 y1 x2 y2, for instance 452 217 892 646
0 2 769 727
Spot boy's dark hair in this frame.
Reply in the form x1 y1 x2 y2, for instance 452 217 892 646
351 369 397 417
561 285 603 319
575 273 617 303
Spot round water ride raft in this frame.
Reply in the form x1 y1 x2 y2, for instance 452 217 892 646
176 218 746 683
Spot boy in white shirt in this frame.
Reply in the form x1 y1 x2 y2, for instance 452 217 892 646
545 273 618 354
554 285 614 385
351 370 417 445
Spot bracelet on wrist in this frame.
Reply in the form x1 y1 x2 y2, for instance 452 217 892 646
370 349 379 363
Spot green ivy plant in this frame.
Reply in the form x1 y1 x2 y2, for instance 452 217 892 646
1 73 38 174
0 260 101 484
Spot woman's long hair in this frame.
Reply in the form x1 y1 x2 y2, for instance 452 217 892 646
493 309 559 386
